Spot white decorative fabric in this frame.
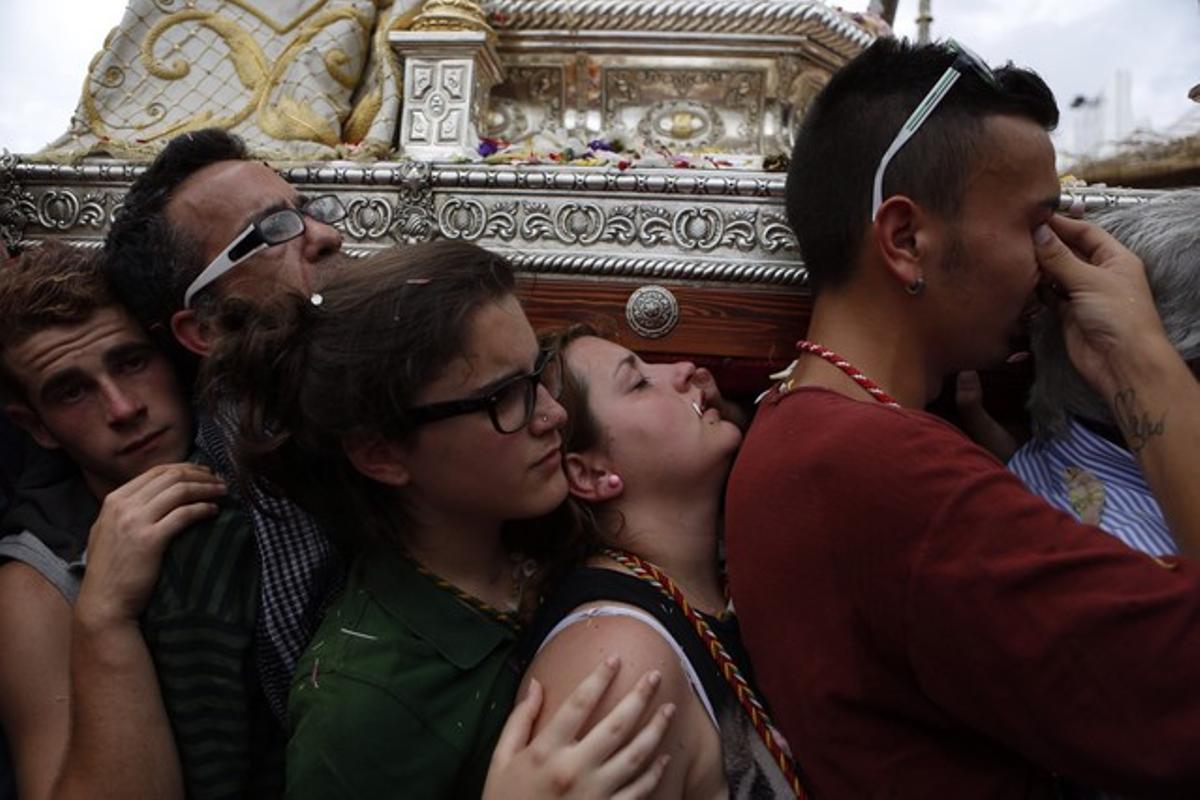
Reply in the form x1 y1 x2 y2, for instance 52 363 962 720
42 0 422 162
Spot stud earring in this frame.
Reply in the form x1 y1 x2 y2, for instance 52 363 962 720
905 276 925 296
606 474 622 489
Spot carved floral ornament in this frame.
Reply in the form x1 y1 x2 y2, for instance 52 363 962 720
434 196 796 255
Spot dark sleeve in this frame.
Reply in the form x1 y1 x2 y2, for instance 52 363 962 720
142 507 268 800
893 421 1200 794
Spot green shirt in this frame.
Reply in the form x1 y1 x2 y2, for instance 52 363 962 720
142 502 285 799
287 550 521 799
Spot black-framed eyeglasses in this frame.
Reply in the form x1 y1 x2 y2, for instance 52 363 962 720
871 40 998 220
407 349 565 434
183 195 347 308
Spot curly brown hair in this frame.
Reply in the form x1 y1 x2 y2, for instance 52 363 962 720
0 242 115 401
203 240 534 556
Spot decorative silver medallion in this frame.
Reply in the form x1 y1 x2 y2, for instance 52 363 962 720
625 284 680 339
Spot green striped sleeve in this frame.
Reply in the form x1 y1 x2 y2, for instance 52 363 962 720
143 505 272 800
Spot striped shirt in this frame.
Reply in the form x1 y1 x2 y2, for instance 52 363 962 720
1009 417 1177 557
142 502 284 799
1010 417 1175 800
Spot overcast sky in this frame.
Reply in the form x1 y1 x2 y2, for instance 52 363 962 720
1 0 1198 162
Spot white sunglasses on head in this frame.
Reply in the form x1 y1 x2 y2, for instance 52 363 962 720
871 40 998 220
183 195 346 308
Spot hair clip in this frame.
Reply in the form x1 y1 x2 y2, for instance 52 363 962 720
406 278 431 285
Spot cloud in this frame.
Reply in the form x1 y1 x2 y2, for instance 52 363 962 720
3 1 1198 160
0 0 127 153
889 0 1200 154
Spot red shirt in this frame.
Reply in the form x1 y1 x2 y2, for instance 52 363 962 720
726 387 1200 799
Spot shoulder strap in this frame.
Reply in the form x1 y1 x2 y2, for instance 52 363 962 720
536 603 718 727
523 568 740 716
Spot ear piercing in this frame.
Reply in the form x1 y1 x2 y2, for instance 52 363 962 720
691 401 703 417
905 276 925 296
606 474 622 489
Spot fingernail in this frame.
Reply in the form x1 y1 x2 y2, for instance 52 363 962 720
661 703 676 719
647 670 661 687
1033 224 1054 246
605 655 620 669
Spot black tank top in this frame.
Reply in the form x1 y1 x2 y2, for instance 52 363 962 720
520 567 805 798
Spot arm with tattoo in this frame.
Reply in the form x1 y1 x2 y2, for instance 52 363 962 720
1035 215 1200 556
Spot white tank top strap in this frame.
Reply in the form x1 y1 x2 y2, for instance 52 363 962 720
536 604 718 728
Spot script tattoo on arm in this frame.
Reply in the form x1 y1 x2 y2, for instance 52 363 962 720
1112 388 1165 454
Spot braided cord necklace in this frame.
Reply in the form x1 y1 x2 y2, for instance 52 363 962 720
784 341 901 409
604 548 810 800
405 556 523 632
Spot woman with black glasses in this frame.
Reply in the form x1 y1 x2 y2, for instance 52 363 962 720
206 241 672 799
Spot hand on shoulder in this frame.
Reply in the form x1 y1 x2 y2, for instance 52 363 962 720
484 655 675 800
76 462 225 630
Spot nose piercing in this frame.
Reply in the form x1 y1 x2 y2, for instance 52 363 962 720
540 414 549 422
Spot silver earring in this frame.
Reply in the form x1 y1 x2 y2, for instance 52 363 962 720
540 414 549 423
905 277 925 296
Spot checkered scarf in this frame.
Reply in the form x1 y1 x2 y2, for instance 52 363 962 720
196 405 346 723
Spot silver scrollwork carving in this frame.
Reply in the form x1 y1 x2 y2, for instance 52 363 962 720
484 200 519 240
554 202 604 245
343 197 396 239
488 1 875 56
759 211 798 253
625 284 680 339
439 197 488 239
673 207 723 251
638 205 673 247
0 151 28 252
35 190 108 231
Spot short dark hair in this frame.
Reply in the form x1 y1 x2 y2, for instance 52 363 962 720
103 129 248 343
0 242 115 402
787 38 1059 291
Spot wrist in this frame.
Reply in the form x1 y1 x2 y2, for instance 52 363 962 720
73 593 141 637
1102 333 1186 398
